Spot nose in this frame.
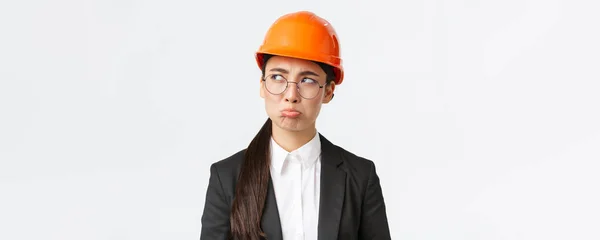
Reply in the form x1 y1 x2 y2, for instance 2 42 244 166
284 82 301 103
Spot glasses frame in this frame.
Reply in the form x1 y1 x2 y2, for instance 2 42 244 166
261 74 325 100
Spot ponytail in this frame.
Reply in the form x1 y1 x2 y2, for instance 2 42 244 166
230 118 272 240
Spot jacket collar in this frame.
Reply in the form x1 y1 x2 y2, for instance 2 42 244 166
316 133 346 240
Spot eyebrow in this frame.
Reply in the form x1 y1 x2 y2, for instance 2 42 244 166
268 67 321 77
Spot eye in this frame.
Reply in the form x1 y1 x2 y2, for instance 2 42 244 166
301 78 319 85
301 78 318 84
269 74 286 82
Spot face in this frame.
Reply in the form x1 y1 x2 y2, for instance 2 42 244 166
260 56 335 133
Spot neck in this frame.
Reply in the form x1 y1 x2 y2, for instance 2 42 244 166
271 124 317 152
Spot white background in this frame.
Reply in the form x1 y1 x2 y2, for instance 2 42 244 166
1 0 599 239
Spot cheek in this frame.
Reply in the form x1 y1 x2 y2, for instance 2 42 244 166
302 100 323 117
264 95 281 112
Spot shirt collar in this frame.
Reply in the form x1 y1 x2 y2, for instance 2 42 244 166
270 132 321 175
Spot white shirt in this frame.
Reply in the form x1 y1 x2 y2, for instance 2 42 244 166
269 132 321 240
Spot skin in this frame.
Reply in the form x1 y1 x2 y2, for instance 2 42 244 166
260 55 336 152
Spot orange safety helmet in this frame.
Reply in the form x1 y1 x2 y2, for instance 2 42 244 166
255 11 344 85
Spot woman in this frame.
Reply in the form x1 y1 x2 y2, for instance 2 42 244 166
200 11 391 240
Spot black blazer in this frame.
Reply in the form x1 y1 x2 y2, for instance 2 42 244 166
200 134 391 240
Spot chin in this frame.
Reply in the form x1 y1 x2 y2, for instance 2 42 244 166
274 116 309 132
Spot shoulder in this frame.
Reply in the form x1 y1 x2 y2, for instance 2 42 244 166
209 149 246 179
337 145 375 168
212 149 245 168
328 143 378 180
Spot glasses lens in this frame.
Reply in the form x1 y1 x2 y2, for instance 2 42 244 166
265 75 287 95
298 80 321 99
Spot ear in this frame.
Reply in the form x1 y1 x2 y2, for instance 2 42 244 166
322 82 336 104
260 77 266 99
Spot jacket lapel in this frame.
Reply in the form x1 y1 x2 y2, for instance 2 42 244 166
318 134 346 240
261 177 283 239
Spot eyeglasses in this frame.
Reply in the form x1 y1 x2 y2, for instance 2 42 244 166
262 74 325 99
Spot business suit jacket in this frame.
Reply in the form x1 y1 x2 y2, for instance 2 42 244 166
200 134 391 240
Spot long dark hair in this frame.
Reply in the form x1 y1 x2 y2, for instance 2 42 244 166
229 54 335 239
